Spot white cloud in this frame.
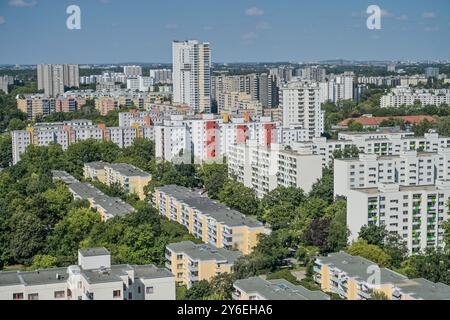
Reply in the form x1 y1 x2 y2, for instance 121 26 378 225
396 14 408 21
245 7 264 17
256 21 270 30
203 26 213 31
0 16 5 25
241 32 257 40
99 0 110 4
380 9 393 18
164 23 178 30
424 26 439 32
9 0 37 8
422 12 436 19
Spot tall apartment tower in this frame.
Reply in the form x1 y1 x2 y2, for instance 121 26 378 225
281 81 325 140
123 65 143 77
172 40 211 113
37 64 79 96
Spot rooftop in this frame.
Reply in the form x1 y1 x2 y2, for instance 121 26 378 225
234 277 330 300
0 268 69 287
316 252 407 285
167 241 242 263
395 278 450 300
105 163 152 178
156 185 266 228
79 247 111 257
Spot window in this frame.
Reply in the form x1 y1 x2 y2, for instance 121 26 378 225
13 293 24 300
146 286 154 294
54 291 65 299
28 293 39 300
113 290 121 298
138 286 141 294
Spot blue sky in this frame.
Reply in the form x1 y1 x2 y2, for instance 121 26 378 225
0 0 449 64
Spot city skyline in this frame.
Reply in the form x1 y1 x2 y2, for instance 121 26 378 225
0 0 449 64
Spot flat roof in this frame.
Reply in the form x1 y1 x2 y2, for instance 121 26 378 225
167 241 242 263
353 183 443 195
316 252 407 285
105 163 151 178
79 247 111 257
51 170 78 185
234 277 330 300
84 162 107 170
156 185 266 228
0 268 69 287
396 278 450 300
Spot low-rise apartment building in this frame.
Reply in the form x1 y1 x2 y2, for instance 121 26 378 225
0 247 175 300
84 162 152 200
347 181 450 254
12 121 154 164
233 277 330 300
152 185 271 255
334 148 450 197
313 251 450 300
52 170 135 221
228 142 322 198
380 87 450 108
165 241 242 288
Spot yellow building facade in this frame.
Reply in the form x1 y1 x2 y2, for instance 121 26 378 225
165 241 242 288
154 185 271 255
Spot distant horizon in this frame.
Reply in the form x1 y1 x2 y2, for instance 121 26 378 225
1 59 450 67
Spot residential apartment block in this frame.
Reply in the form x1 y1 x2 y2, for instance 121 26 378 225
154 114 277 164
52 170 135 221
228 142 322 198
12 120 154 164
280 81 325 140
347 181 450 254
37 64 79 97
165 241 242 288
380 86 450 108
212 73 279 109
84 162 152 200
17 94 86 120
152 185 271 255
290 131 450 167
334 148 450 197
172 40 211 113
0 247 175 300
314 251 450 300
233 276 330 300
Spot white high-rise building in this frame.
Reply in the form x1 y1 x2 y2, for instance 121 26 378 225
319 75 354 104
37 64 79 97
347 181 450 255
228 142 323 198
280 81 325 140
172 40 211 113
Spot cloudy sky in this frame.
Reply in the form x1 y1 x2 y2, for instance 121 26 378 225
0 0 449 64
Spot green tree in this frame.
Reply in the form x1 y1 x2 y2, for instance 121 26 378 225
401 248 450 285
347 240 391 267
218 179 259 216
47 208 102 261
29 255 58 270
326 201 349 252
199 163 228 199
9 212 47 264
0 134 12 168
185 280 213 300
308 167 334 204
358 224 388 246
